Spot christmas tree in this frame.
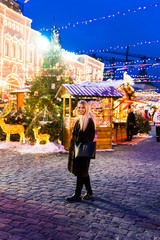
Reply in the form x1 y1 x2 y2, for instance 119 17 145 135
24 30 73 143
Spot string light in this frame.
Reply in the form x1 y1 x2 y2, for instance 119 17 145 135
104 62 160 69
78 40 160 55
104 63 160 82
39 2 160 32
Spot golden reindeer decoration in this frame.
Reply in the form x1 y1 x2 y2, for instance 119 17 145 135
0 101 25 143
33 126 50 145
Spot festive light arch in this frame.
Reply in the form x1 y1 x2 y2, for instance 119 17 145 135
5 73 24 89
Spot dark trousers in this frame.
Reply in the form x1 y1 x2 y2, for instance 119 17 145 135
156 126 160 142
75 175 92 197
127 126 133 141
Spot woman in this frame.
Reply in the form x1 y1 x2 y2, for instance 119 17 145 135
66 100 95 202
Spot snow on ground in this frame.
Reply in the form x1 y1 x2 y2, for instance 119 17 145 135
0 141 67 154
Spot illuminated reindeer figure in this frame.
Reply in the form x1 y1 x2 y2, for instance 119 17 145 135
33 126 50 145
0 102 25 143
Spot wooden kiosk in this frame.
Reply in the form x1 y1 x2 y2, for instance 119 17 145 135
56 84 123 150
10 87 30 109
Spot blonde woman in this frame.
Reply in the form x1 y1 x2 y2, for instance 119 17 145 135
67 100 95 202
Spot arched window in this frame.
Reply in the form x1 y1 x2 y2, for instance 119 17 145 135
18 45 23 60
29 49 33 63
5 42 9 56
12 44 16 58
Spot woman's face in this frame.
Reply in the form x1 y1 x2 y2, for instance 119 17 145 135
78 104 86 115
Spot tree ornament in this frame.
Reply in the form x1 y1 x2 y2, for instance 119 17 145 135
57 75 61 81
51 83 55 89
34 91 38 97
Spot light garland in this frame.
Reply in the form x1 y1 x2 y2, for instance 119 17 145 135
78 40 160 58
2 64 160 81
112 73 160 79
104 62 160 82
104 62 160 69
39 3 160 32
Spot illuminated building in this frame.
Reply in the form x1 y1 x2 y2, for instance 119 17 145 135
0 0 42 99
0 0 104 102
62 52 104 83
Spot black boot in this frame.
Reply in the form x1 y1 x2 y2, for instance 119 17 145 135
66 194 81 202
83 176 93 200
83 193 93 200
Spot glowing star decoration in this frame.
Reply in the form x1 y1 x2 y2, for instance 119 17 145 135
24 0 30 3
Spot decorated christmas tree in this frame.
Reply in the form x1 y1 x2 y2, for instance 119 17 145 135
24 30 73 143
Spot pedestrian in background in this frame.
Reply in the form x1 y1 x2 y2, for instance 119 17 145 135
126 106 136 141
153 106 160 142
144 109 149 122
66 100 95 202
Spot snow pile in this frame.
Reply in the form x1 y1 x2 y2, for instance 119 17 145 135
0 141 67 154
0 142 17 149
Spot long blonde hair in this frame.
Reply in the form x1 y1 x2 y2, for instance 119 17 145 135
77 100 95 131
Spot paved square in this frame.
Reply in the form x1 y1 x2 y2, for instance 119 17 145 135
0 129 160 239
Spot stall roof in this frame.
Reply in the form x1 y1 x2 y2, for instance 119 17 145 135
10 87 30 94
56 84 123 98
78 80 124 89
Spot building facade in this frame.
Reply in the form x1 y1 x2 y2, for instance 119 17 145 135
0 0 104 102
63 53 104 83
0 0 41 99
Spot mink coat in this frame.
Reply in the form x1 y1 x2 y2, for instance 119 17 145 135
68 118 95 177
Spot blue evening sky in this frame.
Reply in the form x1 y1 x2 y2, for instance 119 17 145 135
21 0 160 80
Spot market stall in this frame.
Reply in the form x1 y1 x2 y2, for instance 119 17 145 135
55 83 123 150
76 80 135 141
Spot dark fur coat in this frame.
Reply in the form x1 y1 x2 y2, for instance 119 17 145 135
127 112 136 127
68 118 95 177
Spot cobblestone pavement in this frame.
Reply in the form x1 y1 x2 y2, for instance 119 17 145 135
0 127 160 240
